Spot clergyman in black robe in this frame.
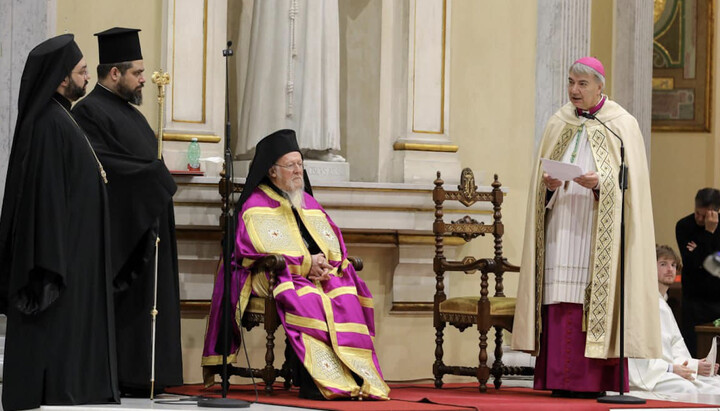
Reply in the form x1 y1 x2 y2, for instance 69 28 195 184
0 34 119 410
72 27 183 395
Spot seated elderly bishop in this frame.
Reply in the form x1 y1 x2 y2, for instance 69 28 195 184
202 129 389 400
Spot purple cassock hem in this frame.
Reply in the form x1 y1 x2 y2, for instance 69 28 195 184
534 303 629 392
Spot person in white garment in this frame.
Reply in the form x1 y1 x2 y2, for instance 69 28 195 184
629 244 720 394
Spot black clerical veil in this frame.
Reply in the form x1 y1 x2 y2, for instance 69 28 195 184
0 35 82 314
236 129 313 212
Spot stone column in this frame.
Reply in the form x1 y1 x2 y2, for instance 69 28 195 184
0 0 56 381
534 0 591 149
0 0 56 208
611 0 654 157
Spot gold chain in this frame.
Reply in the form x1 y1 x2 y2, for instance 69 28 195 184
52 98 108 184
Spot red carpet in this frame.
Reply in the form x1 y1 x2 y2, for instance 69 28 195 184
166 383 716 411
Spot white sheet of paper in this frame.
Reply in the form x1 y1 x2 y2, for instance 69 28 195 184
705 335 718 377
541 158 584 181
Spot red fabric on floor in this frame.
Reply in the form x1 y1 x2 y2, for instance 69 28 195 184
390 384 714 411
166 382 716 411
166 383 471 410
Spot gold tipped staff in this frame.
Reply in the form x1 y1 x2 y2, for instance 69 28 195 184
151 71 170 160
149 70 170 400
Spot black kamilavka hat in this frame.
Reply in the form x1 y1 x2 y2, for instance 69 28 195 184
95 27 143 64
236 129 313 212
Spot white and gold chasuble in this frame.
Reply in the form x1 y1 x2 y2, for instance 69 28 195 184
512 100 661 360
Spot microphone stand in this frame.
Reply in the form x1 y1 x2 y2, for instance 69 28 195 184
197 41 250 409
582 113 644 405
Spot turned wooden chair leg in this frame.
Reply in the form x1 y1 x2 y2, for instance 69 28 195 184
433 323 446 388
492 326 504 390
263 328 276 393
478 329 489 393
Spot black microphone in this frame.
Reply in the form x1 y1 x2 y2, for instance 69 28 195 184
222 41 233 57
580 111 627 190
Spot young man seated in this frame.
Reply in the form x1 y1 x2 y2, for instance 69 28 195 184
629 245 720 394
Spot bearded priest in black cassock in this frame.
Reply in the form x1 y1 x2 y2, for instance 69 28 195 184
0 34 120 410
72 27 183 395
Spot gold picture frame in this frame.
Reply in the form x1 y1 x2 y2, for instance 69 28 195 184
651 0 714 132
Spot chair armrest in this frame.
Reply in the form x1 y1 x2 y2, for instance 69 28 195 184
250 254 287 274
501 258 520 273
347 256 363 272
249 255 287 295
439 257 493 274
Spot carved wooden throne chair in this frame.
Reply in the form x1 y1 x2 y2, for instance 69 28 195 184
432 168 533 392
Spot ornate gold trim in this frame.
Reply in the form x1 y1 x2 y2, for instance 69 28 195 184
357 295 374 308
652 0 714 132
398 234 465 246
326 286 358 299
392 142 458 152
163 132 220 142
285 312 329 332
653 1 683 66
652 77 675 90
334 322 370 335
390 302 433 312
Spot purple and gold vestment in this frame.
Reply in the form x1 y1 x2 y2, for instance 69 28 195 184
202 185 389 400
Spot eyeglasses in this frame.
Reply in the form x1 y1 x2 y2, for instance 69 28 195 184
73 69 90 78
274 161 304 170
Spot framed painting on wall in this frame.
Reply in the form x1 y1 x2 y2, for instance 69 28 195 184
651 0 714 132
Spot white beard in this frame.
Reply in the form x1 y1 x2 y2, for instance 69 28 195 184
288 188 305 210
286 177 305 210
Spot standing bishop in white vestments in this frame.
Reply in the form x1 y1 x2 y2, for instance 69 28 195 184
629 245 720 394
512 57 661 397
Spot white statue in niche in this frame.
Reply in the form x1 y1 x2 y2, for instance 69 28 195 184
237 0 344 162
